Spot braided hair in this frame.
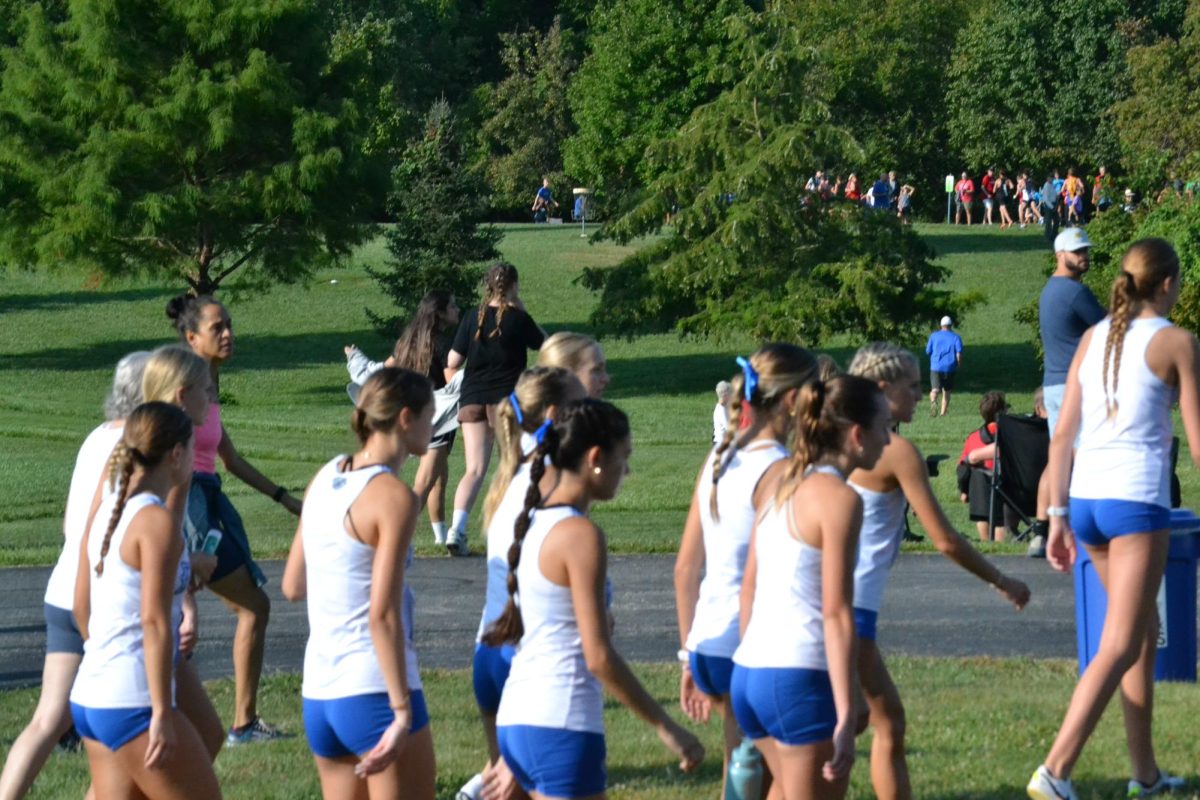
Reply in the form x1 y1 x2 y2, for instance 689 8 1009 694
774 375 883 508
483 367 582 529
1101 238 1180 419
474 262 519 342
710 344 819 519
847 342 919 386
483 399 630 646
95 402 193 576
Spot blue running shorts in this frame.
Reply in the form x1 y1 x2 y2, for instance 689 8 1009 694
498 725 606 798
70 703 153 751
688 651 734 698
303 690 429 759
1070 498 1170 547
472 643 516 715
730 665 836 746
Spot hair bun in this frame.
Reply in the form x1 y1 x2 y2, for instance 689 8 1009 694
165 294 190 322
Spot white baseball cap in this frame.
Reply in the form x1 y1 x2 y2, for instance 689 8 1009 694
940 315 952 327
1054 227 1091 253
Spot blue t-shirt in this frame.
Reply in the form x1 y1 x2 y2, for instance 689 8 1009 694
870 180 891 209
536 186 552 205
925 329 962 373
1039 276 1105 385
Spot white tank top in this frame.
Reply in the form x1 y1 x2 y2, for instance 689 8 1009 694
733 468 839 671
71 493 189 709
496 505 603 733
45 423 123 610
300 456 421 700
849 482 907 613
1071 317 1174 506
478 464 533 641
686 441 788 657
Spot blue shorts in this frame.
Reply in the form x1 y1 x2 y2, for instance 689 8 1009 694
70 703 152 751
1070 498 1170 547
854 607 878 641
689 651 734 698
730 665 836 746
303 690 429 759
45 603 84 656
498 725 606 798
472 643 515 715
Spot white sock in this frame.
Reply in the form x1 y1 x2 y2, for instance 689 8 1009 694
431 521 448 539
451 509 469 533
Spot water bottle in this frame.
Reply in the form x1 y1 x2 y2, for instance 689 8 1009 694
725 738 763 800
201 528 223 555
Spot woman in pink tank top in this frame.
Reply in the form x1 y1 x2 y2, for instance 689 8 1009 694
166 293 300 745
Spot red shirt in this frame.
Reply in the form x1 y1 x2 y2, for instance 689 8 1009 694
956 179 975 202
981 174 995 198
959 422 996 470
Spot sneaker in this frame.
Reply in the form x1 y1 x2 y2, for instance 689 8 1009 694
433 527 447 546
226 717 287 746
446 528 468 557
456 773 485 800
1028 765 1078 800
1027 534 1047 559
1128 771 1186 797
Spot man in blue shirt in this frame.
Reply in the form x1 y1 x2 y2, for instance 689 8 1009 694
531 177 558 222
867 172 891 211
925 315 963 416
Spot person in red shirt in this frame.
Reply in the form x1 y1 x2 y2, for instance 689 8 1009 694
958 391 1017 541
954 172 975 225
980 167 996 226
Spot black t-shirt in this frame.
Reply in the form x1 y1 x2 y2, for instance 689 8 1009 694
451 305 544 405
430 334 451 390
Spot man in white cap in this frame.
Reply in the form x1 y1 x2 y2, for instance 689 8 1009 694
1027 227 1106 556
925 315 963 416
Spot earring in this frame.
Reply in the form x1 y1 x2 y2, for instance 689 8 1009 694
593 467 602 475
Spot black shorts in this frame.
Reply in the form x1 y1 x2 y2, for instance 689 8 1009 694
45 603 84 656
429 428 457 450
931 371 956 391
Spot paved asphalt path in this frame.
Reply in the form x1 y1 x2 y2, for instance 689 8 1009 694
0 553 1080 690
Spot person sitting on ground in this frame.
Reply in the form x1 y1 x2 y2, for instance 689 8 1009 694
957 391 1019 541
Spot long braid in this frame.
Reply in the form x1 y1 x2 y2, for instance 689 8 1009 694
847 342 918 386
482 431 553 647
96 444 136 577
775 381 827 508
1102 272 1135 420
709 371 746 519
473 302 489 343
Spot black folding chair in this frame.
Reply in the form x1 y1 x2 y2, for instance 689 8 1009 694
987 413 1049 540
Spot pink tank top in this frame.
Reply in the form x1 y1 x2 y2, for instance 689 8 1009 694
193 402 222 474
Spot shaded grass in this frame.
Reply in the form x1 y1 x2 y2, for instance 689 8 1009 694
2 659 1199 798
2 224 1197 565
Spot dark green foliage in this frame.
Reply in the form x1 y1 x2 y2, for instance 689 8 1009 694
563 0 744 209
475 17 578 217
583 11 975 345
946 0 1186 176
1113 0 1200 192
0 0 388 294
368 100 501 334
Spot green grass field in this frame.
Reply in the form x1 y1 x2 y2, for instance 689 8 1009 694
8 222 1178 564
2 660 1198 799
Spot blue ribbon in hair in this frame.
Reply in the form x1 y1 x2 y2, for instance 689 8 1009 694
533 418 553 446
735 356 758 402
508 392 524 425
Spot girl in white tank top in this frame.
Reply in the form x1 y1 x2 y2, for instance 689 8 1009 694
675 344 819 787
485 400 703 798
1031 239 1197 800
731 375 891 800
282 367 437 800
847 343 1029 800
69 402 220 799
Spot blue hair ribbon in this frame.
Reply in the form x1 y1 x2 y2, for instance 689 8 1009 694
735 356 758 402
533 418 552 446
508 392 524 425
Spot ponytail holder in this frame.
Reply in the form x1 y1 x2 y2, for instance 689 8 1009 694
508 392 524 425
735 356 759 402
533 418 552 446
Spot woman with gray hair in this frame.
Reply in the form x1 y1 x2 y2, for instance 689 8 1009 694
0 353 150 799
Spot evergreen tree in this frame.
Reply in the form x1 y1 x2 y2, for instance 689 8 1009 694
475 16 578 216
583 10 973 345
368 100 501 332
0 0 388 294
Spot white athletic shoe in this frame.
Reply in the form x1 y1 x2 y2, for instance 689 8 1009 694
1028 765 1078 800
456 773 485 800
433 527 447 545
446 528 468 556
1128 771 1186 797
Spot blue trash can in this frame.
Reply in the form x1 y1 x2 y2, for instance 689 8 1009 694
1074 509 1200 682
